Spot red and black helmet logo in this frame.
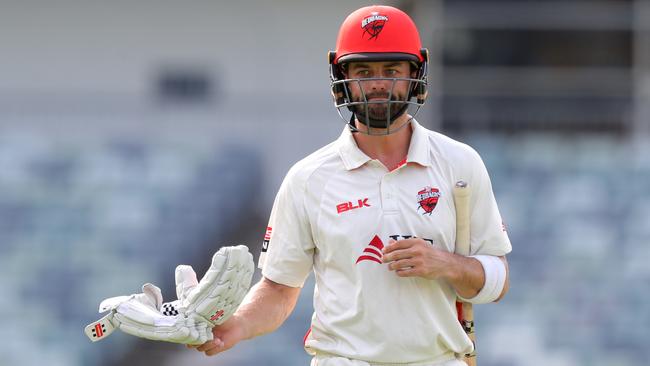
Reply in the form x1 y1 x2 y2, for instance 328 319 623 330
417 186 440 215
361 12 389 40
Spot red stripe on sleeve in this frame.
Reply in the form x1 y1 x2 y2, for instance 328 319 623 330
303 327 312 345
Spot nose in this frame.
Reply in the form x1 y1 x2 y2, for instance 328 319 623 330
362 78 390 94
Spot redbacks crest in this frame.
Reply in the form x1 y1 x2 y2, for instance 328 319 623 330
361 12 388 40
417 186 440 215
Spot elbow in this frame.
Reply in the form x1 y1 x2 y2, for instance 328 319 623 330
493 256 510 303
493 276 509 302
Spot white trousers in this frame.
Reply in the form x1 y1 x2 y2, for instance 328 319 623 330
310 355 467 366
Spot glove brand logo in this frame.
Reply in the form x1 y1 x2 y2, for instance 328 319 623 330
210 309 225 322
162 303 179 316
361 12 388 40
417 186 440 215
356 235 384 264
337 198 370 214
92 323 105 338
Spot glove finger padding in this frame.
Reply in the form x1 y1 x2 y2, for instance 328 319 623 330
85 245 254 345
85 283 213 345
182 245 254 326
113 309 212 345
175 265 199 301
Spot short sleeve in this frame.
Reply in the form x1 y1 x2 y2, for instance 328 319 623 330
258 168 315 288
467 150 512 256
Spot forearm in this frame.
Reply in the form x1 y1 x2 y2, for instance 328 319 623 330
445 255 485 299
446 255 509 301
234 276 301 340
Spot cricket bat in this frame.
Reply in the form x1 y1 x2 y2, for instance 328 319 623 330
453 180 477 366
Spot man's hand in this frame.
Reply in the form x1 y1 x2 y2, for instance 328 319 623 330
382 238 486 299
382 238 456 280
191 315 247 356
190 277 302 357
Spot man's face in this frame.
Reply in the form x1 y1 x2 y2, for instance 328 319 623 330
343 61 414 123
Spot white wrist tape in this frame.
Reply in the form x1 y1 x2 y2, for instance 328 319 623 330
459 255 506 304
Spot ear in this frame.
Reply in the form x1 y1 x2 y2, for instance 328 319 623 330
409 62 418 78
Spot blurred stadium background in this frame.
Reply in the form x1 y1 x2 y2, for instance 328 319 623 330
0 0 649 365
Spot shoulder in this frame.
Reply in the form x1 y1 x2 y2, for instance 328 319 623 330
281 140 342 192
422 128 484 168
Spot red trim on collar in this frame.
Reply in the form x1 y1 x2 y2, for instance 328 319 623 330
390 157 408 172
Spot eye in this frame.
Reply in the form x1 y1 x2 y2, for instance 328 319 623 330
356 69 371 78
385 69 399 77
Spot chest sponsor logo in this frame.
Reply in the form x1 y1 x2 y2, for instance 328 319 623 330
356 235 435 265
388 234 434 246
355 235 384 264
417 186 440 215
336 198 370 214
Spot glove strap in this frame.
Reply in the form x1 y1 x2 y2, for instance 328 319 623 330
84 313 116 342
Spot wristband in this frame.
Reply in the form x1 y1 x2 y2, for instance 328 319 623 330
459 255 506 304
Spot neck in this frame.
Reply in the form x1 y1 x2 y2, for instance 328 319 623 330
353 114 413 170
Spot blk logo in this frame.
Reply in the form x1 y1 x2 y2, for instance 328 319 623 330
356 235 384 264
337 198 370 214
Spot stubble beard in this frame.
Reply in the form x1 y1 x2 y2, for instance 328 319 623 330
352 93 407 125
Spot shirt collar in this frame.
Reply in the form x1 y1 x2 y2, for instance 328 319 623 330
406 119 432 167
336 126 372 170
336 119 431 171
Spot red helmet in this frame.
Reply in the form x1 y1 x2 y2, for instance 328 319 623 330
328 5 429 134
332 5 426 65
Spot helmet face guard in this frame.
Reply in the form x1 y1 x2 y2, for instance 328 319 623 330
328 5 429 135
329 53 428 135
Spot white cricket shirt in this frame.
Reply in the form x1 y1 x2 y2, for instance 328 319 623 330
259 119 512 364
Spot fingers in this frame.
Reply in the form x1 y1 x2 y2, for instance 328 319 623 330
382 238 410 255
383 250 412 264
383 239 415 263
383 238 434 279
383 237 431 254
196 340 215 352
194 339 225 356
205 340 226 356
395 267 418 277
387 258 416 272
383 237 435 261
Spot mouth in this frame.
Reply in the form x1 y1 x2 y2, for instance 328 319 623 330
366 94 390 101
367 97 389 102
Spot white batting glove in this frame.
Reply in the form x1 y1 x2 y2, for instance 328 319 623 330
161 244 255 326
85 245 254 345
